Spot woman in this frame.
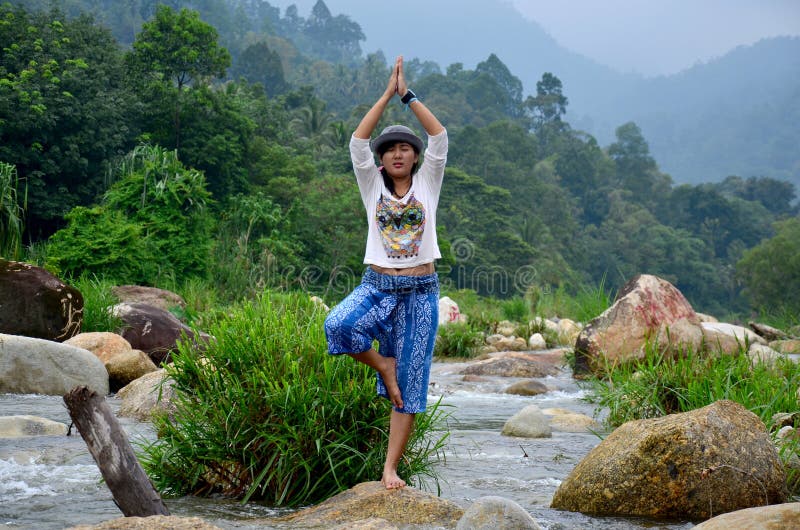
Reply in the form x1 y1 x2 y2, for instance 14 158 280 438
324 55 447 490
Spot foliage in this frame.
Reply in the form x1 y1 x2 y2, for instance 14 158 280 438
501 296 529 323
139 292 448 505
47 145 213 284
737 217 800 314
209 192 302 302
586 344 800 429
0 3 137 238
0 162 25 259
434 322 484 358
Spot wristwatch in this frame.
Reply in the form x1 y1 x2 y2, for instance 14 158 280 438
401 89 417 105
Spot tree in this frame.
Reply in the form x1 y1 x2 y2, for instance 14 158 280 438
608 122 671 204
737 217 800 313
230 40 287 96
475 54 523 117
0 4 137 239
525 72 568 129
127 5 231 149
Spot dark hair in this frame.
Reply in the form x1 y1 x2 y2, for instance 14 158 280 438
379 140 419 197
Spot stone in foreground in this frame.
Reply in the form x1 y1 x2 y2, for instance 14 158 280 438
693 502 800 530
551 400 787 519
273 481 463 528
456 496 540 529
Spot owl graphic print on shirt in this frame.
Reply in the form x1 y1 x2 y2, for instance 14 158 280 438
376 192 426 259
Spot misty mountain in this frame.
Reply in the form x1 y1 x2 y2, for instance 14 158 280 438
321 0 799 189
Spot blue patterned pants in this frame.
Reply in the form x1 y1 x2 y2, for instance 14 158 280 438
324 267 439 413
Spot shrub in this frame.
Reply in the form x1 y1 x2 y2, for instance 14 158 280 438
47 145 213 285
139 291 448 506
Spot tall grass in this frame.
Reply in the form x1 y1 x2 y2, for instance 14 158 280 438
434 322 484 358
69 274 122 333
586 343 800 429
534 276 613 323
139 292 449 506
0 162 26 260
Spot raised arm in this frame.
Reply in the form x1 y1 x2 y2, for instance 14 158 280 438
397 56 444 136
353 57 400 140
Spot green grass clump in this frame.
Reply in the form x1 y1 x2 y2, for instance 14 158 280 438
139 291 448 506
586 344 800 429
69 273 122 333
434 321 484 358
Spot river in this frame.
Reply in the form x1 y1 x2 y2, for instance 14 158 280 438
1 359 696 529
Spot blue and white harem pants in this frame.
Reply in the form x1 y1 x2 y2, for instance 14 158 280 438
324 267 439 414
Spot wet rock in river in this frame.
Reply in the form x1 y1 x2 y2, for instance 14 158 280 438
551 400 787 519
456 495 541 529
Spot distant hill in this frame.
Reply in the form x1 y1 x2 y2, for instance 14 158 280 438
322 0 799 190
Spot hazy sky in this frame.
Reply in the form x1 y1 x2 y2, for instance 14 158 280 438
509 0 800 76
270 0 800 76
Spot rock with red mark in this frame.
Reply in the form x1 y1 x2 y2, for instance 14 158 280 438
0 259 82 341
574 274 703 375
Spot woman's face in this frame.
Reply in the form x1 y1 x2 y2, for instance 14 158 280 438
380 142 419 179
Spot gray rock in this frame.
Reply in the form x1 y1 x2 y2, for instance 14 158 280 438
457 496 540 529
0 333 109 395
501 405 552 438
504 379 549 396
0 415 68 437
116 369 176 422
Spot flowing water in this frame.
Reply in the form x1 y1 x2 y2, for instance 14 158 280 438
1 360 696 529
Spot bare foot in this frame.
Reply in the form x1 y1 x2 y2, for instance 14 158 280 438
381 468 406 489
379 357 403 409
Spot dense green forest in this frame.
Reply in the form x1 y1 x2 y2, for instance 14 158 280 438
1 0 798 317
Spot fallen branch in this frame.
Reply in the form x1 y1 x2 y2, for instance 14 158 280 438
64 385 169 517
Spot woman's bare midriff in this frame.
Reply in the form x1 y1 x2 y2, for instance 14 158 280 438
370 263 434 276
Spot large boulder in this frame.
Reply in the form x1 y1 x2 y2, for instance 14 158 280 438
111 285 186 314
456 496 541 529
0 259 82 341
574 274 703 375
0 415 68 437
273 481 463 528
112 302 208 364
693 502 800 530
0 333 109 395
501 405 552 438
116 369 176 421
551 400 787 519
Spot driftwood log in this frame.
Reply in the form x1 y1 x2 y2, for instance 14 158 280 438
64 385 169 517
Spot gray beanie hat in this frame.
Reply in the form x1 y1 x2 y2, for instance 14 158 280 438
370 125 424 155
